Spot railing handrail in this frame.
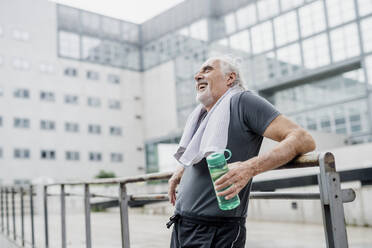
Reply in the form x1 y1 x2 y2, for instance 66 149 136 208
44 152 325 187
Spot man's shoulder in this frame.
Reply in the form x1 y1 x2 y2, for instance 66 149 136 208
230 90 256 106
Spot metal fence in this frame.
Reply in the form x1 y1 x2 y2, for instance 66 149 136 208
0 152 356 248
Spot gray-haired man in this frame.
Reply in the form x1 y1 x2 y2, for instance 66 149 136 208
168 56 316 247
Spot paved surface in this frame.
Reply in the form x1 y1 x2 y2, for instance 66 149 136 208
2 209 372 248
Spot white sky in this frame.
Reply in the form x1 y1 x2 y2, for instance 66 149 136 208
50 0 185 24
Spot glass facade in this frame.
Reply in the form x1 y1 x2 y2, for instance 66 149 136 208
57 5 140 70
55 1 372 171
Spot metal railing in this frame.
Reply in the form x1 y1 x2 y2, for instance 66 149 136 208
0 152 356 248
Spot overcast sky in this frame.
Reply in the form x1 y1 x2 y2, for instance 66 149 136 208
50 0 185 24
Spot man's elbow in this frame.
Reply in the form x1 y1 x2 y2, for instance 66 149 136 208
296 128 316 154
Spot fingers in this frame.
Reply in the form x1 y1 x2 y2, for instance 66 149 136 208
215 170 235 186
217 184 241 200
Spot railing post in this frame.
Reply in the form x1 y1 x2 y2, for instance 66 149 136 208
84 184 92 248
30 185 35 248
1 187 4 233
61 184 67 248
5 187 9 236
11 187 16 241
44 185 49 248
318 152 348 248
20 187 25 247
119 183 130 248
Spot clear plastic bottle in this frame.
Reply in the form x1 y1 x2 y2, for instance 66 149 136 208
207 149 240 210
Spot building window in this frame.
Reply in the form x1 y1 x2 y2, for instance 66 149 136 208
64 94 79 105
12 29 29 41
224 12 236 35
86 70 99 80
109 126 122 136
89 152 102 161
236 3 257 29
12 58 30 70
88 124 101 134
111 153 123 162
274 11 298 47
64 67 78 77
14 118 30 128
82 36 101 62
14 148 30 159
14 88 30 99
361 17 372 53
229 30 251 53
40 120 56 131
257 0 279 20
303 33 330 69
65 151 79 161
65 122 79 132
59 31 80 59
41 150 56 160
251 21 273 54
87 97 101 107
358 0 372 17
299 1 326 38
108 99 121 109
107 74 120 84
326 0 355 27
330 24 360 62
40 91 55 102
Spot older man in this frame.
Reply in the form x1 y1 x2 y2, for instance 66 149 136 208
167 56 316 248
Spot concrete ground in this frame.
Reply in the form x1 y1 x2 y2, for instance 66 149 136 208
1 208 372 248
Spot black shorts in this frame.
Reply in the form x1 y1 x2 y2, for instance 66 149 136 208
170 213 246 248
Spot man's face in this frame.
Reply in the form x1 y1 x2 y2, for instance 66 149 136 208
194 59 229 109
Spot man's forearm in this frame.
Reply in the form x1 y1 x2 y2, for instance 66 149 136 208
248 129 316 177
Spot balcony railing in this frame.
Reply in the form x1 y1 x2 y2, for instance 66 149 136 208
0 152 356 248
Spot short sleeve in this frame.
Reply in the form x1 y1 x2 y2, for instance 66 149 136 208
240 91 281 135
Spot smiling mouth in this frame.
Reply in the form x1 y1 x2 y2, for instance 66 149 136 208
198 83 208 91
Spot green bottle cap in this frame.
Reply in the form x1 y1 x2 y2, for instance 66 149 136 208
206 149 232 167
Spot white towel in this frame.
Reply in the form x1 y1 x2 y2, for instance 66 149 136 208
174 86 244 166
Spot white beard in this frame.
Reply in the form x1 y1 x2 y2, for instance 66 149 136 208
196 84 214 107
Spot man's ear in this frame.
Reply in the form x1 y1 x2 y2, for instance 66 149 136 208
226 72 237 87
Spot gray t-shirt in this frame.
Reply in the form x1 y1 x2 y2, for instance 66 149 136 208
175 91 281 217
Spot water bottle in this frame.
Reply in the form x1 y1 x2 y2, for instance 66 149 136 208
206 149 240 210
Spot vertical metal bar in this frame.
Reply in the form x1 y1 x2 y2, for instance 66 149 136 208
84 184 92 248
61 184 67 248
318 152 348 248
326 172 348 248
119 183 130 248
44 185 49 248
318 174 334 248
20 187 25 247
1 187 4 233
11 187 16 241
30 185 35 248
5 187 9 236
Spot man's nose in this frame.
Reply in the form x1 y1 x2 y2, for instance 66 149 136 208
194 72 203 82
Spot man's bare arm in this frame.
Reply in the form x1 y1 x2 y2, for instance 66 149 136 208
168 166 185 205
215 114 316 199
250 114 316 175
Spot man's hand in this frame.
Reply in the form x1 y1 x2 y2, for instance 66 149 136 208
168 166 184 206
214 157 258 200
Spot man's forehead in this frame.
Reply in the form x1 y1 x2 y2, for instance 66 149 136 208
201 58 220 68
